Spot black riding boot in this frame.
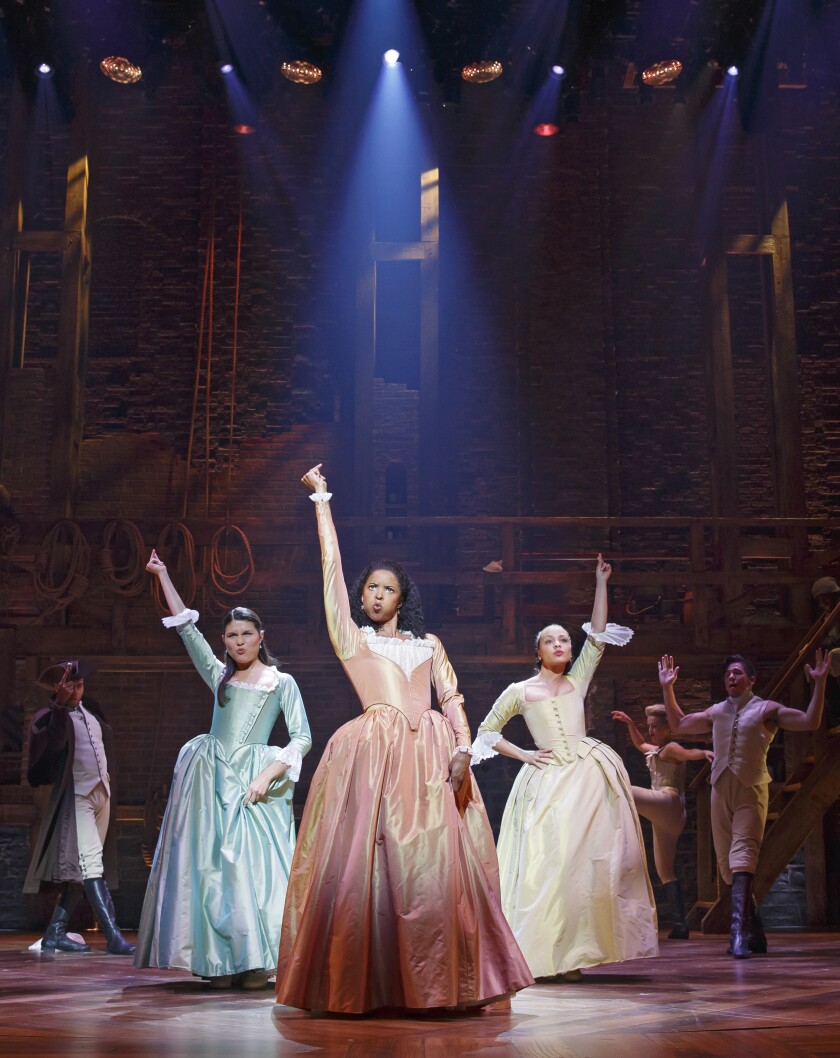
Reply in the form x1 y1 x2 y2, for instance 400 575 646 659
82 877 135 955
729 872 752 959
748 894 768 954
42 884 92 953
663 880 690 939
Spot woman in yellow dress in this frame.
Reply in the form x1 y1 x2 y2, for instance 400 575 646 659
472 556 658 980
275 465 532 1013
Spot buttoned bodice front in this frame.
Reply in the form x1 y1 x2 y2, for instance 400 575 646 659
477 637 605 760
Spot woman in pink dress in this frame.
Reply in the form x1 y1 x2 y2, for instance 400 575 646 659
275 465 532 1014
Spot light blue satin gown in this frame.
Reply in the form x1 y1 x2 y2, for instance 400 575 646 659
135 619 311 977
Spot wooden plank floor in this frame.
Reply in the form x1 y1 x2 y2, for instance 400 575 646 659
2 932 840 1057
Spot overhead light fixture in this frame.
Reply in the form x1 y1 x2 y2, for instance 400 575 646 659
232 124 255 135
641 59 682 86
383 49 400 68
219 62 234 76
727 65 739 77
100 56 142 84
461 60 503 84
280 60 322 85
533 123 559 137
36 62 54 79
551 65 565 78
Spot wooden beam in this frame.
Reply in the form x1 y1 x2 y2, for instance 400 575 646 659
48 153 90 516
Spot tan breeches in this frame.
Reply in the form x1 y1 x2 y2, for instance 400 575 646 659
710 770 768 885
631 787 686 884
74 782 110 880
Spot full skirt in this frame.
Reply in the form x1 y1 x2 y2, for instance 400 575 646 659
276 705 533 1013
135 735 296 977
498 738 659 977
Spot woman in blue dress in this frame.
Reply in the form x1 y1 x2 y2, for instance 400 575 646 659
135 550 311 988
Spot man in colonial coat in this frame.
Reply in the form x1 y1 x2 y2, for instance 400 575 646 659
25 660 134 955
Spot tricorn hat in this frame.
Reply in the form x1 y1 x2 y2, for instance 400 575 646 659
811 576 840 599
35 659 97 691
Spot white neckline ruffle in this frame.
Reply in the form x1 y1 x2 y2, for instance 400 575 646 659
360 628 434 679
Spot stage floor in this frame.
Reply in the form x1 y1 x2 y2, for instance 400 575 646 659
1 932 839 1057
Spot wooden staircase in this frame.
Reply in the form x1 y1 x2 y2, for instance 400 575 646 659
691 597 840 933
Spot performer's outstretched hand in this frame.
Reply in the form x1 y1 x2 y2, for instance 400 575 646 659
301 464 327 493
611 710 633 727
595 553 612 583
658 654 679 687
805 648 830 682
146 548 166 576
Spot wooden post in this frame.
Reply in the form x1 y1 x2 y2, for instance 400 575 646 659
48 152 91 517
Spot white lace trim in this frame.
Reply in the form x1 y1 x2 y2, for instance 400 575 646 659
309 492 333 503
268 745 302 782
163 608 199 628
361 629 434 679
470 730 503 764
581 621 634 646
228 668 281 693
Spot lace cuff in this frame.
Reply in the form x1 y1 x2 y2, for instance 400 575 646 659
581 621 634 646
470 731 503 764
270 745 302 782
162 608 199 629
309 492 333 503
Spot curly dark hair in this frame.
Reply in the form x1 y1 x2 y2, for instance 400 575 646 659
349 560 427 638
217 607 280 705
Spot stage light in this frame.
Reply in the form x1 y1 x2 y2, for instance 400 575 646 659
219 63 234 76
36 62 53 79
461 60 503 84
280 60 322 85
727 65 739 77
383 49 400 68
100 56 142 84
232 124 255 135
551 65 565 78
641 59 682 86
533 122 559 137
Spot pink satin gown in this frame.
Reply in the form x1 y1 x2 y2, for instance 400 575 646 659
275 498 533 1013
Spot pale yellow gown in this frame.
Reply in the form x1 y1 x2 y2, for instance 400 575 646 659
475 636 659 977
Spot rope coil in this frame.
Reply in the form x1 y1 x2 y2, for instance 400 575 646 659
210 524 255 601
34 520 91 620
150 522 197 617
100 519 147 597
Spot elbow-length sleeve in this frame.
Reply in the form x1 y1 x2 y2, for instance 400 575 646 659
473 684 521 764
270 674 312 783
430 635 471 747
171 616 225 691
314 497 359 662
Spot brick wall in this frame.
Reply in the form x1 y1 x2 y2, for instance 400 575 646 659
1 47 839 930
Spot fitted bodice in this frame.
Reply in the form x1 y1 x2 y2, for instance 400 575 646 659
313 497 470 742
519 690 588 763
177 621 311 760
477 636 606 762
645 747 686 796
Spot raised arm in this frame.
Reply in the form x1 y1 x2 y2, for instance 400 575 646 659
146 550 221 690
769 649 830 732
590 553 611 634
611 711 654 754
658 654 712 736
146 549 188 616
301 464 358 661
659 742 714 764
